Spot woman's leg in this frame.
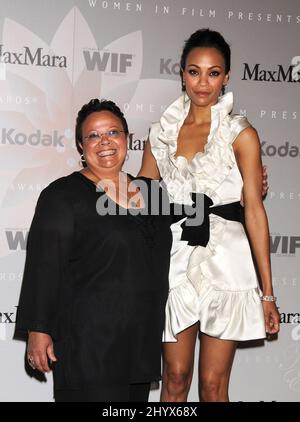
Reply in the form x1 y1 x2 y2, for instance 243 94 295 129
160 323 198 402
199 333 237 402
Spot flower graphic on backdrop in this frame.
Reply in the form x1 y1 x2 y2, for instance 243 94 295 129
0 6 179 261
0 7 144 249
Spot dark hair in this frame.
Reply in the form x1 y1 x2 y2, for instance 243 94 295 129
75 98 129 157
180 28 231 90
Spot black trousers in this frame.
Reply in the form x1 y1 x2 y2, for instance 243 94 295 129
55 382 150 402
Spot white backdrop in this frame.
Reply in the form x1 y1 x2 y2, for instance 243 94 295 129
0 0 299 402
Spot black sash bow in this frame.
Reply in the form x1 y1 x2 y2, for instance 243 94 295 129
171 193 244 247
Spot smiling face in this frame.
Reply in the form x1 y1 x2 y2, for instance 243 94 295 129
81 111 128 177
182 47 230 108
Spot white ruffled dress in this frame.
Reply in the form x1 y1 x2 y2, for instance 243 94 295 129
149 92 266 342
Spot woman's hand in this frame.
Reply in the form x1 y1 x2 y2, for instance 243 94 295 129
27 331 57 373
262 301 280 335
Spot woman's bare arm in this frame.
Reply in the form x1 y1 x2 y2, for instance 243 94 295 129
138 140 161 180
234 127 280 334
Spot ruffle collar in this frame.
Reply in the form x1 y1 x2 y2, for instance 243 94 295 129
154 92 236 204
158 91 233 152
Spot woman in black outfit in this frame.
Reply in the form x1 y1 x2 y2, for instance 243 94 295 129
16 99 172 402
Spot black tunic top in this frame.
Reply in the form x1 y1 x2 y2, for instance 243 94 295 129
16 172 172 393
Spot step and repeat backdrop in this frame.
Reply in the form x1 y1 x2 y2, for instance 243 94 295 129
0 0 299 402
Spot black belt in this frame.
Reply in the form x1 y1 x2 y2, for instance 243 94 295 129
171 193 244 247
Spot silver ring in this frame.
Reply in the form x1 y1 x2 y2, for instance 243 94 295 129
28 356 35 366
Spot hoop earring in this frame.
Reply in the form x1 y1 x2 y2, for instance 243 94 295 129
80 154 85 163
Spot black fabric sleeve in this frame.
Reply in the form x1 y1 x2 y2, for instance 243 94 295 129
15 182 74 338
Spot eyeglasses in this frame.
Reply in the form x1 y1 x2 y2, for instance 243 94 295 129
83 129 127 142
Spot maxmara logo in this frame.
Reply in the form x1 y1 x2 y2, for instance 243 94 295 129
0 44 67 68
83 49 133 73
279 309 300 324
242 63 300 82
1 128 64 146
270 235 300 255
0 307 17 325
127 133 146 151
0 307 17 340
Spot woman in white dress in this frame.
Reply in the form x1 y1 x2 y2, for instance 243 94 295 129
138 29 280 401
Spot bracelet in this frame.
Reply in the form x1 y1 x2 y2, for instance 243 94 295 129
260 295 277 302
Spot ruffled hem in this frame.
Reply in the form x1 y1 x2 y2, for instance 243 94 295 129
163 280 199 342
163 279 266 342
198 283 266 341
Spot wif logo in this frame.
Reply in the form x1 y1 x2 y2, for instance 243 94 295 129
270 235 300 255
83 50 133 73
6 230 28 251
0 45 67 68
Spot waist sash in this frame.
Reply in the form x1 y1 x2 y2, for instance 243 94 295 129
172 193 244 247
